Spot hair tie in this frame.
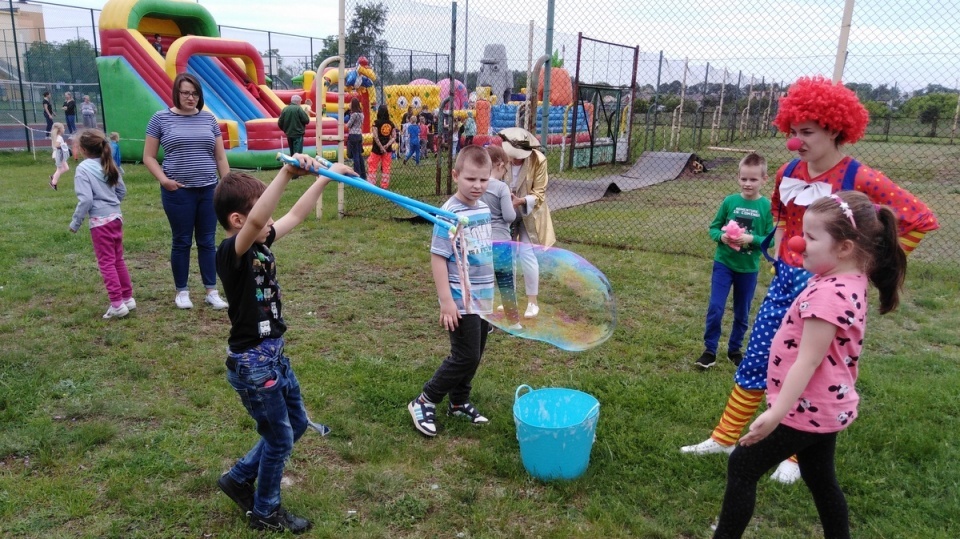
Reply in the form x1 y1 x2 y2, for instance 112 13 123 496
828 194 857 229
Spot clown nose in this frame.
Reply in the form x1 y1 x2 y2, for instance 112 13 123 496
787 235 806 253
786 138 803 151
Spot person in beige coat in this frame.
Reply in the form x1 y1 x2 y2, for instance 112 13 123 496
498 127 556 318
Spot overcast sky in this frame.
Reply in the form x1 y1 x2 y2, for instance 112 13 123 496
45 0 960 91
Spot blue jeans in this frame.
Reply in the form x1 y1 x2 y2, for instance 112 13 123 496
65 114 76 134
225 338 309 517
405 142 420 164
44 114 53 136
703 261 758 355
347 133 366 179
160 184 218 291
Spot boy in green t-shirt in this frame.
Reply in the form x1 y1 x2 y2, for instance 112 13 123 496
696 152 773 369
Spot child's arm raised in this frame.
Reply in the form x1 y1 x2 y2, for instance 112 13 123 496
233 155 317 254
272 161 355 241
740 318 837 446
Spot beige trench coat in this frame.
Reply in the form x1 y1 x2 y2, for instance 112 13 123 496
512 150 556 247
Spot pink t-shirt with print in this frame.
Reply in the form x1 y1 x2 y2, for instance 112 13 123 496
767 273 868 433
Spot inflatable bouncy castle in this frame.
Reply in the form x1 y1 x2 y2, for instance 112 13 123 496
96 0 341 168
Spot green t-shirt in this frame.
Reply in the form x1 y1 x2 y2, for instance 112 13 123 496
708 193 773 273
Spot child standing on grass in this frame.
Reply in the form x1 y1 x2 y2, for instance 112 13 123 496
482 145 521 328
49 122 69 190
68 129 134 319
108 132 125 175
404 116 421 165
408 145 495 437
696 152 772 369
712 191 907 538
213 154 356 534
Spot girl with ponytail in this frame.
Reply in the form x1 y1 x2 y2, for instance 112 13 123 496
69 129 135 319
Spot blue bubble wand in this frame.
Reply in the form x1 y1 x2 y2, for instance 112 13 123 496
276 153 467 235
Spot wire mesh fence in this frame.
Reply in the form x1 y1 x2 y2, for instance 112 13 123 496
1 0 957 264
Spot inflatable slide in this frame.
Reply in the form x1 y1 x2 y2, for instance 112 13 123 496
96 0 340 168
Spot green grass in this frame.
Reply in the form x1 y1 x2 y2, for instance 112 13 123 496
0 152 958 538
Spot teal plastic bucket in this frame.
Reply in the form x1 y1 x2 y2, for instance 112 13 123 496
513 384 600 481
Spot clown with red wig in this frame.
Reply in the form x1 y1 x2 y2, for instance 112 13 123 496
681 77 939 488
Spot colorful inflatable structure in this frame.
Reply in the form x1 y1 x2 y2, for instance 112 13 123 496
96 0 341 168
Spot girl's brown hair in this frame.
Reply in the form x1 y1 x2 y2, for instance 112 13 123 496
77 129 121 186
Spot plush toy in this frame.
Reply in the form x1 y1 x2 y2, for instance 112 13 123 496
721 220 745 251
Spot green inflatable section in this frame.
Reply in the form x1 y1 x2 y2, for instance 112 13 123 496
96 56 168 162
127 0 219 37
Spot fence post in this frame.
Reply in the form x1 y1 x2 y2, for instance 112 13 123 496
9 0 32 151
447 1 458 195
540 0 555 149
650 50 663 151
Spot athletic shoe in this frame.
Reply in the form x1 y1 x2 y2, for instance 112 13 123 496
727 349 743 366
448 402 489 424
175 291 193 309
122 298 137 311
102 304 129 319
680 438 734 455
248 506 312 534
217 472 254 514
524 303 539 319
770 458 801 484
408 396 437 437
695 351 717 369
205 291 229 310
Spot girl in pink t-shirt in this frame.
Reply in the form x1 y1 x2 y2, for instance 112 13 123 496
712 191 908 539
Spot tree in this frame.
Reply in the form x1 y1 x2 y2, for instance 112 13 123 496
311 2 393 80
862 100 892 122
24 39 98 84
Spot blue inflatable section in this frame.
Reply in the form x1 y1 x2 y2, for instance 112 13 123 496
490 104 590 135
186 56 251 150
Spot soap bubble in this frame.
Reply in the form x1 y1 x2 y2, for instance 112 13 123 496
481 241 616 351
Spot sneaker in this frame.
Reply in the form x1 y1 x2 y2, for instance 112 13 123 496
205 290 229 310
727 349 743 366
695 351 717 369
248 506 312 534
680 438 734 455
217 472 254 514
123 298 137 311
505 322 524 332
408 396 437 437
175 291 193 309
448 402 489 424
770 458 801 484
496 304 504 312
102 303 129 319
524 303 539 319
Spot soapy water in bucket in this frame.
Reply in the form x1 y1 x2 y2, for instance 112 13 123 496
481 241 616 352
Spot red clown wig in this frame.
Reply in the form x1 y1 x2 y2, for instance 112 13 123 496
773 76 869 145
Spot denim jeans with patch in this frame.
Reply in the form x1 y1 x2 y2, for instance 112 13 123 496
225 337 309 516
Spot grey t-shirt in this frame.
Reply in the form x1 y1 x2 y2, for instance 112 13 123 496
479 178 517 241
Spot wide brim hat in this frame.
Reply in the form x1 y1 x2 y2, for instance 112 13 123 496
498 127 540 160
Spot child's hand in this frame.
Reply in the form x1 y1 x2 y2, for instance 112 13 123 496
739 233 754 246
740 409 778 446
284 154 322 177
438 299 460 331
720 232 731 245
328 163 358 177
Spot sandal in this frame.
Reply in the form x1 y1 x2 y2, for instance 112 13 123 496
49 175 57 191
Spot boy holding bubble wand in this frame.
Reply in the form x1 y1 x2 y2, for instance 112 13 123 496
212 154 356 533
407 146 496 437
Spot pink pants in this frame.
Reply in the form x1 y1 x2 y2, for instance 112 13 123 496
90 219 133 306
367 152 392 188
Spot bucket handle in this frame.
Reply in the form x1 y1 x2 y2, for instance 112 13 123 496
515 384 533 403
585 402 600 419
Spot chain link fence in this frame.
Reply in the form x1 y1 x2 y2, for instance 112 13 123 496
1 0 957 264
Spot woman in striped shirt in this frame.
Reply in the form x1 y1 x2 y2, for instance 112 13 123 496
144 73 231 311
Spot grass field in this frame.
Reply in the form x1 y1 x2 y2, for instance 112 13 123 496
0 152 958 538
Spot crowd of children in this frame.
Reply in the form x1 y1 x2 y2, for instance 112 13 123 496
46 74 941 536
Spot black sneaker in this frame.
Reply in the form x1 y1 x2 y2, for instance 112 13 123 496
448 402 489 424
248 506 312 534
695 351 717 369
218 472 254 514
727 350 744 366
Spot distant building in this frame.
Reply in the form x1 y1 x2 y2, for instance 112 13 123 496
0 1 47 80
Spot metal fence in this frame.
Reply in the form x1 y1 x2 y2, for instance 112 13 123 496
1 0 957 264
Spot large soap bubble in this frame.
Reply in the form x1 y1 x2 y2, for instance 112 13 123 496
481 241 616 351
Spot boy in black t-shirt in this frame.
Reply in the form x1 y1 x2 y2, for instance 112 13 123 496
213 154 354 534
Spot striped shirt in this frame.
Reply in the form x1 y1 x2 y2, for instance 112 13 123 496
430 197 494 315
145 109 222 188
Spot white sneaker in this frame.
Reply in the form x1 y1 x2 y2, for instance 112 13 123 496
496 304 504 312
123 298 137 310
175 291 193 309
680 438 735 455
205 291 229 310
103 303 129 319
506 323 524 331
524 303 539 319
770 459 801 484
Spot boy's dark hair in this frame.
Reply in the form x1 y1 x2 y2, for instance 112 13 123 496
43 91 50 97
77 129 122 186
455 144 492 173
738 152 767 175
172 73 204 110
214 171 267 230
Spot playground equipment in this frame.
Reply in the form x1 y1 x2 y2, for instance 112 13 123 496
476 44 512 104
96 0 342 168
